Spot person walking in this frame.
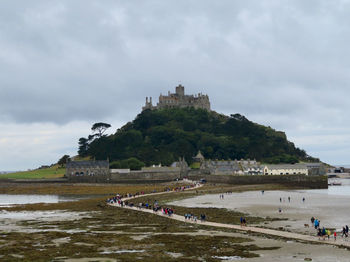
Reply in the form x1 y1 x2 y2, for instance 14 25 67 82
327 229 331 240
346 225 349 238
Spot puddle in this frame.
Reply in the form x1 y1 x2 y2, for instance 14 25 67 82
73 242 95 246
0 210 95 233
56 258 117 262
130 234 150 241
212 256 243 260
100 249 145 254
166 251 183 258
0 210 93 221
52 237 71 246
0 194 91 207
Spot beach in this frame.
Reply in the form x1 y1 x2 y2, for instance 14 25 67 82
170 179 350 235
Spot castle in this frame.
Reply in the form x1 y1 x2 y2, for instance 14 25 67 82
142 85 211 111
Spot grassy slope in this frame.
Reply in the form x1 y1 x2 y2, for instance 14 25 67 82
0 165 65 179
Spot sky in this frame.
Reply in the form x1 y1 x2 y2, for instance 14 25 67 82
1 0 350 170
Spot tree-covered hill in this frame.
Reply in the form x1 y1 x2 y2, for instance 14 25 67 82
78 108 318 167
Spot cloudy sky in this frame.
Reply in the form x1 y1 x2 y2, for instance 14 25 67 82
1 0 350 170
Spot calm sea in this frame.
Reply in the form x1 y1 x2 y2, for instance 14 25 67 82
0 194 87 207
307 178 350 196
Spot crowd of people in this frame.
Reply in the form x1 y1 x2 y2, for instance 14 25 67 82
106 183 202 219
310 216 349 241
107 183 350 245
184 213 207 222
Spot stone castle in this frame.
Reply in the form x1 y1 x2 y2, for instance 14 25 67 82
142 85 211 111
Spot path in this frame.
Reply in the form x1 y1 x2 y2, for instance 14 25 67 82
109 184 350 249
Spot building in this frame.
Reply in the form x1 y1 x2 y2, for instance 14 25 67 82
263 164 308 176
193 150 205 163
200 160 241 175
240 159 263 175
199 159 263 175
142 85 210 111
305 163 327 176
66 160 110 182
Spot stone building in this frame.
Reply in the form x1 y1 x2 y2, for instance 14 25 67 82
305 163 327 176
66 160 110 182
200 160 241 175
142 85 210 111
200 158 263 175
193 150 205 163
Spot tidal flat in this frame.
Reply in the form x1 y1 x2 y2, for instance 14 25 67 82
0 182 349 261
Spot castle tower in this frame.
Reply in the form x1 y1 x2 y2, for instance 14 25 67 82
143 84 210 111
175 84 185 96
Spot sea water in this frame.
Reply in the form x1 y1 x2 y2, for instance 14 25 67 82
0 194 84 207
305 178 350 196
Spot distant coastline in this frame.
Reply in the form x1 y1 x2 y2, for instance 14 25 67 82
0 171 20 175
335 165 350 168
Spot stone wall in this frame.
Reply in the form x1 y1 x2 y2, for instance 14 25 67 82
65 165 327 188
187 171 328 189
66 160 110 183
68 172 111 183
110 170 180 183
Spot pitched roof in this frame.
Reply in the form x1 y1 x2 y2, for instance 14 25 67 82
194 150 204 160
264 164 307 170
66 160 109 168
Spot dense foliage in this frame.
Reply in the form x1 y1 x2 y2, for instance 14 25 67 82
110 157 145 170
79 108 318 167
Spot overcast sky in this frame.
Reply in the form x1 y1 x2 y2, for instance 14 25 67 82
1 0 350 170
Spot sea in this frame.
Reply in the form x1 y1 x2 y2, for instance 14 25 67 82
0 194 90 207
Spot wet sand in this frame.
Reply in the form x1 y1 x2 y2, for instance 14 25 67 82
170 183 350 235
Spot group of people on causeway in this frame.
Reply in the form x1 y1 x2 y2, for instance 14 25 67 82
240 217 247 226
184 213 207 222
106 183 202 219
311 216 349 241
107 182 349 246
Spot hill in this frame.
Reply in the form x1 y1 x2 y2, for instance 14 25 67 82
80 108 318 167
0 165 65 179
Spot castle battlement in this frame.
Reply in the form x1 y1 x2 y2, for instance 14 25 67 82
142 85 211 111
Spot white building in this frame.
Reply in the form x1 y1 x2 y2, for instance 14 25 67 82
263 164 308 175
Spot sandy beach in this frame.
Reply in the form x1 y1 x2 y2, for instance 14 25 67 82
170 179 350 235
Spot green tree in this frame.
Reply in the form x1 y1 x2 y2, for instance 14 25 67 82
81 108 315 165
91 122 111 138
57 155 70 167
110 157 145 170
78 137 89 156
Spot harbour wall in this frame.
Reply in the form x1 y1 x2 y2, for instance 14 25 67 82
187 171 328 189
110 170 180 183
64 169 328 188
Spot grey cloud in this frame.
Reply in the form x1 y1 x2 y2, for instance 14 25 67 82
1 0 350 166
